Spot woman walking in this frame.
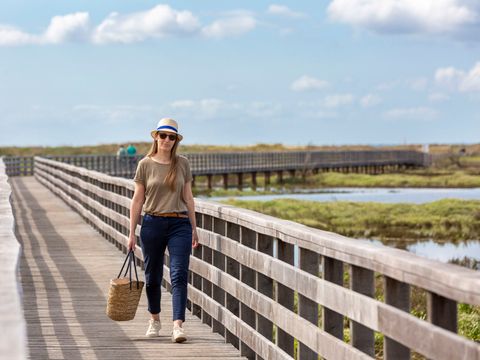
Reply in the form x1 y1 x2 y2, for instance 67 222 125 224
128 118 199 342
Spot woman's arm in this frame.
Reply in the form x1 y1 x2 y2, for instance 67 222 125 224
128 182 145 251
183 181 199 249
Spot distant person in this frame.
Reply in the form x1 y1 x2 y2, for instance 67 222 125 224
128 118 199 342
117 145 127 158
127 144 137 157
117 145 127 166
127 144 137 167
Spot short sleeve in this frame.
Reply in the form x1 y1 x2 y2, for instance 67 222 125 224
182 157 193 183
133 160 146 184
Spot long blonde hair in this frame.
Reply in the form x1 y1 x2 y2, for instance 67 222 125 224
146 135 179 191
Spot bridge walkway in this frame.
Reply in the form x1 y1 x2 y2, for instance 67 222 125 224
10 176 244 360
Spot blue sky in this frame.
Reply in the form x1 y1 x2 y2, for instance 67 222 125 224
0 1 479 147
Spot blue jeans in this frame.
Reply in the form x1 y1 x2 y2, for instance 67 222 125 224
140 214 192 321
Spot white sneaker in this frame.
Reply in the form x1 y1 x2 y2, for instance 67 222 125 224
145 319 161 337
172 325 187 343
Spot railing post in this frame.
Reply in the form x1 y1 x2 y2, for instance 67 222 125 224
264 171 270 189
276 239 295 356
212 218 226 336
207 174 213 190
190 211 203 319
299 248 320 359
276 170 284 184
201 214 213 327
350 266 375 357
240 226 257 359
384 277 410 360
237 173 243 190
251 172 257 190
226 221 241 350
427 292 457 332
322 256 344 340
256 234 274 359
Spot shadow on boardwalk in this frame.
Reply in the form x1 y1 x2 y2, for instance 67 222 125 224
11 177 243 360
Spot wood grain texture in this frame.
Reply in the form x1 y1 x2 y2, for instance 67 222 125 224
10 176 245 360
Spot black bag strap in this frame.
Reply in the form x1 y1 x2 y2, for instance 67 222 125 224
117 250 141 290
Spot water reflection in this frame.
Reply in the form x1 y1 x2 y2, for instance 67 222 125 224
213 187 480 204
369 239 480 270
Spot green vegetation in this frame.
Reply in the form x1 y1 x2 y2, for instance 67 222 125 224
222 198 480 241
309 171 480 188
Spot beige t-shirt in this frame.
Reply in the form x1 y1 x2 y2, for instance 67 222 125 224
133 155 193 214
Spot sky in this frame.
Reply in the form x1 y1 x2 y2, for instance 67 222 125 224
0 0 479 147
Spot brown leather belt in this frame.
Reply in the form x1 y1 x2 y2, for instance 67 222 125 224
145 212 189 218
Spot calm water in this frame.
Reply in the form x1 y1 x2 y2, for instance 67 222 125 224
211 187 480 268
369 239 480 269
211 187 480 204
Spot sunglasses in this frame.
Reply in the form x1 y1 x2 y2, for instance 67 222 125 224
158 132 177 141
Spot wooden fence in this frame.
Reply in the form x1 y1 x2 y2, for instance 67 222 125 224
3 150 428 178
0 159 28 360
32 156 479 359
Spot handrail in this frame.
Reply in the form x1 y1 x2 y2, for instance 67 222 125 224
33 156 480 360
4 150 428 177
0 158 28 360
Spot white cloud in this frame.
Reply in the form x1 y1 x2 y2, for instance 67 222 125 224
267 5 306 19
435 62 480 92
44 13 90 44
323 94 355 108
291 75 329 92
360 94 382 107
202 14 256 39
93 5 200 44
0 26 36 46
428 92 450 102
327 0 480 39
0 12 89 46
168 98 225 119
384 106 438 120
0 5 258 46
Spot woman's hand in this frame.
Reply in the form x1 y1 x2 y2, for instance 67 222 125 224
192 229 199 249
128 234 137 252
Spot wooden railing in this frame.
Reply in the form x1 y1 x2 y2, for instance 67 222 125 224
33 156 479 360
3 156 35 176
4 150 428 178
0 159 28 360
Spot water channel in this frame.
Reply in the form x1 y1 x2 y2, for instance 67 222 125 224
209 187 480 269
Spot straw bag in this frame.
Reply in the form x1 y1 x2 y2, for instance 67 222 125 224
106 250 144 321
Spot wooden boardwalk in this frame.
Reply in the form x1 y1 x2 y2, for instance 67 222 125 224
10 177 245 360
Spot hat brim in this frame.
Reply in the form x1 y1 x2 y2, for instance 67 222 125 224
151 129 183 141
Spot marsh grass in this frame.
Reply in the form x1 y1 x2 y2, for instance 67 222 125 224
311 171 480 188
223 198 480 241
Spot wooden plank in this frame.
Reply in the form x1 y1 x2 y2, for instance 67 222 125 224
189 256 371 360
193 199 480 305
10 177 245 360
197 228 480 359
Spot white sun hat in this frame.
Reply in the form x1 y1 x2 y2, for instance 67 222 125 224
150 118 183 141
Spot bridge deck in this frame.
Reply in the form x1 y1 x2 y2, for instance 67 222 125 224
10 177 244 360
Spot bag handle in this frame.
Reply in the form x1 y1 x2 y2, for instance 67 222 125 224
117 250 141 290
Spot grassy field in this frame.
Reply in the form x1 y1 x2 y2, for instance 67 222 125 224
222 198 480 241
308 170 480 188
